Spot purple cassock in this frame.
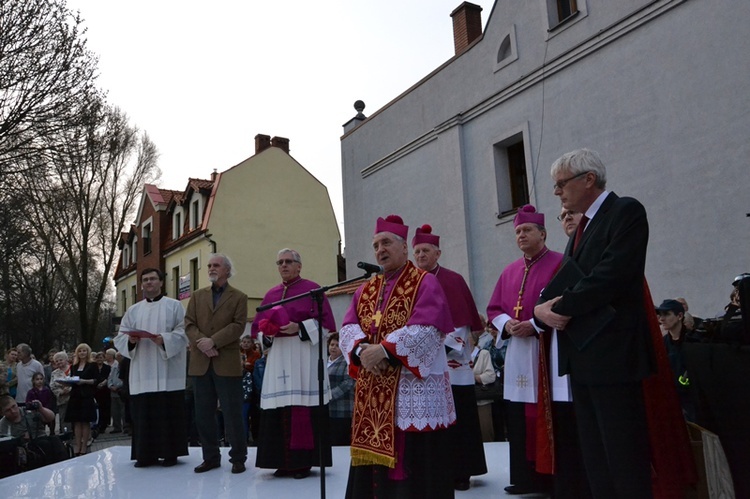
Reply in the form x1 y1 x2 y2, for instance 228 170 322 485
486 249 564 325
486 247 563 404
252 276 336 472
251 277 335 336
430 265 483 331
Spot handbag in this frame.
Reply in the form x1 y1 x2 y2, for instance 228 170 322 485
474 376 503 401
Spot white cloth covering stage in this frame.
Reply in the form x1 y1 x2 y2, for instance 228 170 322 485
0 443 552 498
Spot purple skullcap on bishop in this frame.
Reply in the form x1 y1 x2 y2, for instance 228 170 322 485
412 224 440 248
513 204 545 228
375 214 409 240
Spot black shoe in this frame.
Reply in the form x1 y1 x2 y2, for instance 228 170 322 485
273 469 290 477
134 459 157 468
109 429 122 434
231 462 246 474
455 478 471 491
194 461 221 473
504 484 540 495
293 468 311 479
161 457 178 467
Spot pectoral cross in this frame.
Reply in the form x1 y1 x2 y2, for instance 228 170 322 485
373 309 383 327
513 299 523 319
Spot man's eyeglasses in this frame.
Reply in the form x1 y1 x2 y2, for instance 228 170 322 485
276 259 298 266
553 171 590 190
557 211 577 222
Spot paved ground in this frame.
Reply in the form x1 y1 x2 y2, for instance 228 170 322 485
89 429 131 452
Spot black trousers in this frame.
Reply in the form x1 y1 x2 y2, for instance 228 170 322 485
570 380 652 499
193 367 247 464
551 401 591 499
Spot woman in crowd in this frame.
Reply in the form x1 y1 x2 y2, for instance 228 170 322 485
65 343 98 455
5 348 18 399
326 333 354 446
50 351 72 433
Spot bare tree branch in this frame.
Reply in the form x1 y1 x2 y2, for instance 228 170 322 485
17 102 160 346
0 0 101 177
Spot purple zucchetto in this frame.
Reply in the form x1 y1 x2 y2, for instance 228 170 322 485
411 224 440 248
513 205 545 228
375 214 409 240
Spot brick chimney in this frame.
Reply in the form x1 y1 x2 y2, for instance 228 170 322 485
271 136 290 154
255 134 271 154
451 2 483 55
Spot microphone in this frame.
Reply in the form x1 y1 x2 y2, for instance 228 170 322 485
357 261 384 275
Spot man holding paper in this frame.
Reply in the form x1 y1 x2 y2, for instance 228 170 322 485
114 267 188 468
534 149 655 499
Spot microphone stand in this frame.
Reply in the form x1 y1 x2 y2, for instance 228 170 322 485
256 270 376 499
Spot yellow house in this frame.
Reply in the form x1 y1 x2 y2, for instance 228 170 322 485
116 134 341 322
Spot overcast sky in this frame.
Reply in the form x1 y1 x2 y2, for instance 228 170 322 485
65 0 495 242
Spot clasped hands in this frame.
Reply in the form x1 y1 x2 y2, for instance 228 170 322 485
196 337 219 358
504 319 537 337
359 343 389 376
533 297 571 331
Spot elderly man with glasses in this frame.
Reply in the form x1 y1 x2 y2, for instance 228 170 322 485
535 148 655 498
252 248 336 479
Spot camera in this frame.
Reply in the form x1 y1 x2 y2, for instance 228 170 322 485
23 401 41 411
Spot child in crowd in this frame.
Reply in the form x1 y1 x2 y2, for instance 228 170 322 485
26 372 55 434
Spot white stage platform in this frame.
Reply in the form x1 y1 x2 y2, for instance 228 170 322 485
0 442 551 498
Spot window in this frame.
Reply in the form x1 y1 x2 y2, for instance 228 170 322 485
173 209 183 240
556 0 577 22
190 199 201 230
142 222 152 255
132 237 137 263
190 258 199 290
122 246 130 267
121 289 127 315
172 267 180 298
493 25 518 73
493 131 530 217
544 0 586 33
131 285 137 305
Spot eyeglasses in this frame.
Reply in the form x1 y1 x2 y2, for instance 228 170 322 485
553 171 590 190
556 211 577 222
276 259 298 266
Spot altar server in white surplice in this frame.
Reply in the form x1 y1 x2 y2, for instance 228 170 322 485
114 267 189 468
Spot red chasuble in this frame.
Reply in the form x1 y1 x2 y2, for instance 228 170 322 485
350 262 426 468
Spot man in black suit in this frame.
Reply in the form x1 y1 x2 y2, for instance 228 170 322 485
535 148 655 499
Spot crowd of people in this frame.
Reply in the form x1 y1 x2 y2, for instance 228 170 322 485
2 147 744 498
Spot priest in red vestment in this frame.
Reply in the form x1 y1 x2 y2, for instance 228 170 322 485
339 215 456 499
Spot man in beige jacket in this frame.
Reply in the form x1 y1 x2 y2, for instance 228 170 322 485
186 253 248 474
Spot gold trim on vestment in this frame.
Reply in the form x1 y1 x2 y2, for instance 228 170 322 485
350 261 426 467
